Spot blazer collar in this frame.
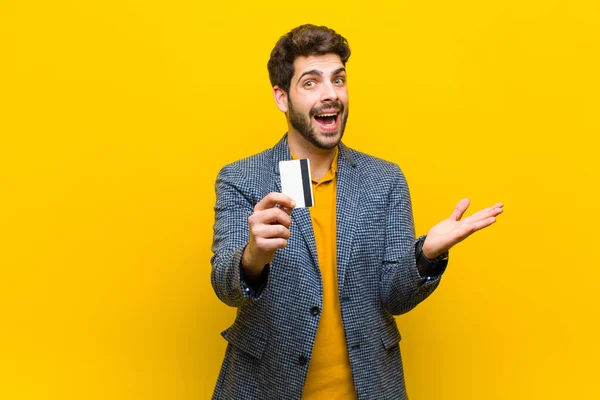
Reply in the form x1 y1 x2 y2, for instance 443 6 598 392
270 133 361 295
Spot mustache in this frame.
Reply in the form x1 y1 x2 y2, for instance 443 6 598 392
309 102 344 118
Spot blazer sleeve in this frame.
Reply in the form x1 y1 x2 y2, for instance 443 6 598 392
210 164 268 307
379 164 445 315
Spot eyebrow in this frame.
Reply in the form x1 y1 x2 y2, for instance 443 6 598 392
332 67 346 76
297 67 347 84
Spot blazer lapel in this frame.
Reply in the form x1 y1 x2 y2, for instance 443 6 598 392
336 143 360 296
271 134 319 272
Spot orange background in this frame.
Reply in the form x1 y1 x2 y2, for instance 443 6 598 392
1 1 599 398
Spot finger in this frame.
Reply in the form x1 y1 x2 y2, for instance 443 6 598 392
469 205 503 221
472 216 497 232
250 208 292 228
254 236 289 251
280 206 294 217
457 215 498 238
451 198 470 221
255 192 296 212
476 203 504 215
491 206 503 217
252 224 291 240
469 206 504 223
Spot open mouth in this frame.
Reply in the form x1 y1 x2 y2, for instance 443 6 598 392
313 111 340 131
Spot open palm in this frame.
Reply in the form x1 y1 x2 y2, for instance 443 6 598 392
422 198 504 259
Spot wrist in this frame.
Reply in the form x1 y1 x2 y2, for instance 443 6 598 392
415 236 448 275
421 238 445 259
241 244 267 279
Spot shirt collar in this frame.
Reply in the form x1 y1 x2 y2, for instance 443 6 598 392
290 146 339 181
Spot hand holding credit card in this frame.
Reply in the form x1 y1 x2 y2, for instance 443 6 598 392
279 159 314 208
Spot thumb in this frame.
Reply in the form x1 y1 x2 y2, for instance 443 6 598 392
450 198 470 221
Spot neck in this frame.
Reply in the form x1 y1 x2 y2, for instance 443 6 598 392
287 131 337 181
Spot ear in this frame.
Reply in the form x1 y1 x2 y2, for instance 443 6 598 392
273 85 288 113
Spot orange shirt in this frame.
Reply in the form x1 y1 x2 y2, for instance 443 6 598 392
293 149 357 399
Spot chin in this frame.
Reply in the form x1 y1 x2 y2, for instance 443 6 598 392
315 132 342 149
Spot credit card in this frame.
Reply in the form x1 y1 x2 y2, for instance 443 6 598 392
279 159 314 208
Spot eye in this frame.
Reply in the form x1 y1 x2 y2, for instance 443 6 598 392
334 77 345 85
304 80 315 88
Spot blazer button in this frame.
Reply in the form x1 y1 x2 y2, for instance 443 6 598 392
298 355 308 366
310 306 320 316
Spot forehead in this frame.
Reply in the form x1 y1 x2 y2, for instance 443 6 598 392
292 54 345 77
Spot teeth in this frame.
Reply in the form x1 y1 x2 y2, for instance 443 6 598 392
316 113 337 117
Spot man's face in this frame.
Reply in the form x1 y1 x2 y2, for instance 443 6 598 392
284 54 349 150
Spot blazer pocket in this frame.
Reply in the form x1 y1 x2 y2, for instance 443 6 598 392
380 320 402 350
221 322 268 359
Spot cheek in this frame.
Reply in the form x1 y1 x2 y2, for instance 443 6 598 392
337 90 349 105
291 94 315 113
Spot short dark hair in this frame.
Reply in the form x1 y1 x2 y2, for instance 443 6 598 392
267 24 351 93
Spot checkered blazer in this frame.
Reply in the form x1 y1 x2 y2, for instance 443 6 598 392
211 135 445 399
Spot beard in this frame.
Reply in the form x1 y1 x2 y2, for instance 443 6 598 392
287 96 349 150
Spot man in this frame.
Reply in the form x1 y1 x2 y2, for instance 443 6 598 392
211 24 503 399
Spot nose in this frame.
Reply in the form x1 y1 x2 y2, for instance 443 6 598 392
320 81 338 102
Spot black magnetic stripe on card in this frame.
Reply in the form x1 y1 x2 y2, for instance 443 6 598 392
300 159 313 207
